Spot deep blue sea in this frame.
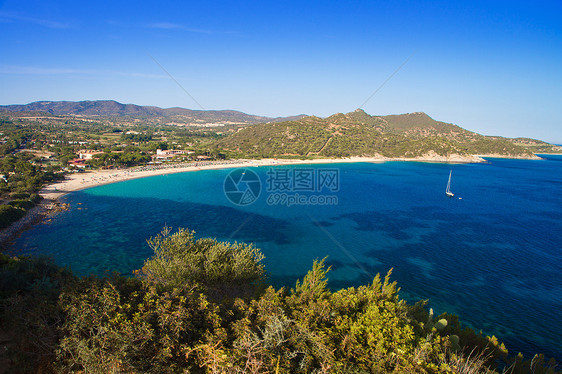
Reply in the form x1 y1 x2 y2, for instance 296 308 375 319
12 156 562 361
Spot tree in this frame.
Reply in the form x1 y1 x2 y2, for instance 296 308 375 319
148 141 168 151
139 227 265 296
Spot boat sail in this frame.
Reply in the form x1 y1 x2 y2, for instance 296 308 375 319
446 170 454 197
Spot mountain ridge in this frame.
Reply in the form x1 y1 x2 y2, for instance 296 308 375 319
0 100 307 124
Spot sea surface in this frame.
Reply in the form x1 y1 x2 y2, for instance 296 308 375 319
12 156 562 361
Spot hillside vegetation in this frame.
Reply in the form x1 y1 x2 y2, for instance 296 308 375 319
215 110 553 159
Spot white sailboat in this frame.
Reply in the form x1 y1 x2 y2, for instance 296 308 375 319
446 170 454 197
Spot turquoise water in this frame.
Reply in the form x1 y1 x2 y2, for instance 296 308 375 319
12 156 562 361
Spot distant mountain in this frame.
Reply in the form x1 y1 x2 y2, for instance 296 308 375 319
0 100 306 124
216 109 550 159
1 100 163 116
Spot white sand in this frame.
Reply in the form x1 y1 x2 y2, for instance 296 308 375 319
39 155 484 200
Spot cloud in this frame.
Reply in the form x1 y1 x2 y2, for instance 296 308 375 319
0 66 86 75
146 22 213 34
0 65 165 79
0 10 71 29
148 22 184 30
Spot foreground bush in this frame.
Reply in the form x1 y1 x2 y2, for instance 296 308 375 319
0 254 74 372
139 227 265 298
57 276 224 373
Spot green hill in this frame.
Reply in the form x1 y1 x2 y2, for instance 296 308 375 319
215 109 540 159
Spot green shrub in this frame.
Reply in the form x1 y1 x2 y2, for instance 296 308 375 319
9 192 31 199
0 255 74 373
0 204 26 229
139 227 265 297
57 276 223 373
8 198 35 210
30 193 42 204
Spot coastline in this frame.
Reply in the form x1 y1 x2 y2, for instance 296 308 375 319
0 154 484 248
0 200 68 250
475 153 543 160
38 155 485 200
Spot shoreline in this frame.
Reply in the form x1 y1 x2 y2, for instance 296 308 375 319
0 200 69 251
38 155 486 200
475 153 544 160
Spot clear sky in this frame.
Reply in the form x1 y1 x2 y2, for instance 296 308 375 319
1 0 561 143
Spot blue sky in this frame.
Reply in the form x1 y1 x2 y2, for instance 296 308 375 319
1 0 561 143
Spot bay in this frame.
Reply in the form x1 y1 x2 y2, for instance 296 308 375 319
12 156 562 361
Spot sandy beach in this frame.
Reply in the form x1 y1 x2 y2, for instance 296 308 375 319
39 155 485 200
38 158 373 199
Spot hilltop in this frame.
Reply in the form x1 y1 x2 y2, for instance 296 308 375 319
215 109 558 159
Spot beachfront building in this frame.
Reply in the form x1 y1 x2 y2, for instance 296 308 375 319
78 150 105 160
153 149 192 160
68 158 86 168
